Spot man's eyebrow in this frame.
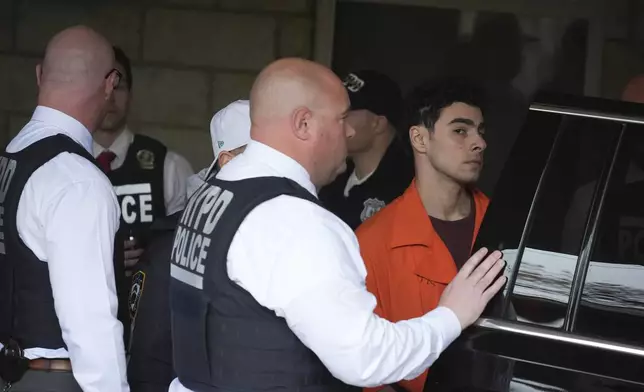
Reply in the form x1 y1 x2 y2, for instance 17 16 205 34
448 118 485 129
448 117 476 126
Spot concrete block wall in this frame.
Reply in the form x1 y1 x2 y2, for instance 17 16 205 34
0 0 315 171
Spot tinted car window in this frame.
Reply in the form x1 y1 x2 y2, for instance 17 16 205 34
480 114 621 327
476 108 622 328
571 125 644 347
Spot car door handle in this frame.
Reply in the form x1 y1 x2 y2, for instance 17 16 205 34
474 317 644 358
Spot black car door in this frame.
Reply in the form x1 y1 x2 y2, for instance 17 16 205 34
425 94 644 392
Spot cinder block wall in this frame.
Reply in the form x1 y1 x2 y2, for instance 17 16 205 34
0 0 315 171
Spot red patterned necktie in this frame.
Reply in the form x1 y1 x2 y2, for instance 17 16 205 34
96 150 116 173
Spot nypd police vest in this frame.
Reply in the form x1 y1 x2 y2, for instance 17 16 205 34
107 134 166 244
0 135 128 349
169 176 359 392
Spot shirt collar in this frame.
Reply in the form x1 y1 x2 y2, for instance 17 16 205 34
92 127 133 159
389 179 488 249
242 140 318 197
390 179 436 249
31 106 93 153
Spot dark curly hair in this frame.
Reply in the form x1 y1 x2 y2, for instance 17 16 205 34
403 76 485 133
113 46 133 90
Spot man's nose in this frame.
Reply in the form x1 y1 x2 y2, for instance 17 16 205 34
345 123 356 139
471 133 486 152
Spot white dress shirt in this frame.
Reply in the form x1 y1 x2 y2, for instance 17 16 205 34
92 128 194 216
169 140 461 391
6 106 129 392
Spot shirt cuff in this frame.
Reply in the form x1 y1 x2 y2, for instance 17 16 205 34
421 306 463 348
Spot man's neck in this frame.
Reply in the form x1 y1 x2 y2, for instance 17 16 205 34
93 127 125 149
416 165 472 221
38 95 98 133
351 131 394 180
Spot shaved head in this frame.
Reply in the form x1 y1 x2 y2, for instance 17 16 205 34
249 58 352 188
250 58 346 122
37 25 118 132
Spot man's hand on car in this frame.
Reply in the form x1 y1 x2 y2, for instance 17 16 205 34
439 248 507 329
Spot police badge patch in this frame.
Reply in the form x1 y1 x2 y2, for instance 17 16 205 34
360 198 386 222
136 149 155 170
129 271 146 322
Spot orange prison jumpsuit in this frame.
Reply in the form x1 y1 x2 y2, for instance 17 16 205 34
356 179 489 392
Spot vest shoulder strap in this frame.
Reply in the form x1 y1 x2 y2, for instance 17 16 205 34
176 176 320 295
216 176 318 288
3 133 99 236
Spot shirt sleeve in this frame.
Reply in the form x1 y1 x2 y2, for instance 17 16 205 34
43 179 129 392
229 198 462 387
359 229 390 392
163 151 195 216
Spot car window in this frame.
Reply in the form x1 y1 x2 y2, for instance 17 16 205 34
476 106 623 328
573 125 644 347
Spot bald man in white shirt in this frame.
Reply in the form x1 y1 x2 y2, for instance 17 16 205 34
0 26 129 392
168 58 506 392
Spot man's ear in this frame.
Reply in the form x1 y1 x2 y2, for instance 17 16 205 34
409 125 429 154
218 151 233 168
104 72 116 100
373 115 388 135
292 106 313 141
36 64 42 87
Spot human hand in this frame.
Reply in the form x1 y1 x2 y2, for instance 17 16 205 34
438 248 507 329
124 238 144 270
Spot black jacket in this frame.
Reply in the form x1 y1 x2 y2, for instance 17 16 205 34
127 212 180 392
319 137 414 230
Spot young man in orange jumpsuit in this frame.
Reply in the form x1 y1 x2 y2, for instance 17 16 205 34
356 77 490 392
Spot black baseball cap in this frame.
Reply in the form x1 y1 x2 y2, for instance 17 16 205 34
341 70 403 128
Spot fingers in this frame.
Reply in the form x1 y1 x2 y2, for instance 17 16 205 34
476 258 506 291
468 250 503 283
124 248 144 260
124 239 136 249
124 248 144 268
459 247 489 277
481 275 508 304
124 258 139 268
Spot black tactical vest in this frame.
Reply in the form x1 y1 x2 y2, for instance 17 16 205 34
127 212 180 390
107 134 166 246
0 134 129 349
169 176 359 392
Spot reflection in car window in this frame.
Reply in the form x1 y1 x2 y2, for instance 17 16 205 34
501 116 620 328
573 126 644 347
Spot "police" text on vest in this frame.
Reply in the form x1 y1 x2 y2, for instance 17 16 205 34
170 184 234 289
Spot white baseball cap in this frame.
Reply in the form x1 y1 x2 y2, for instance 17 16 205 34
210 99 251 161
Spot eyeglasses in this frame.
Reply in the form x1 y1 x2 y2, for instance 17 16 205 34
105 68 123 89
